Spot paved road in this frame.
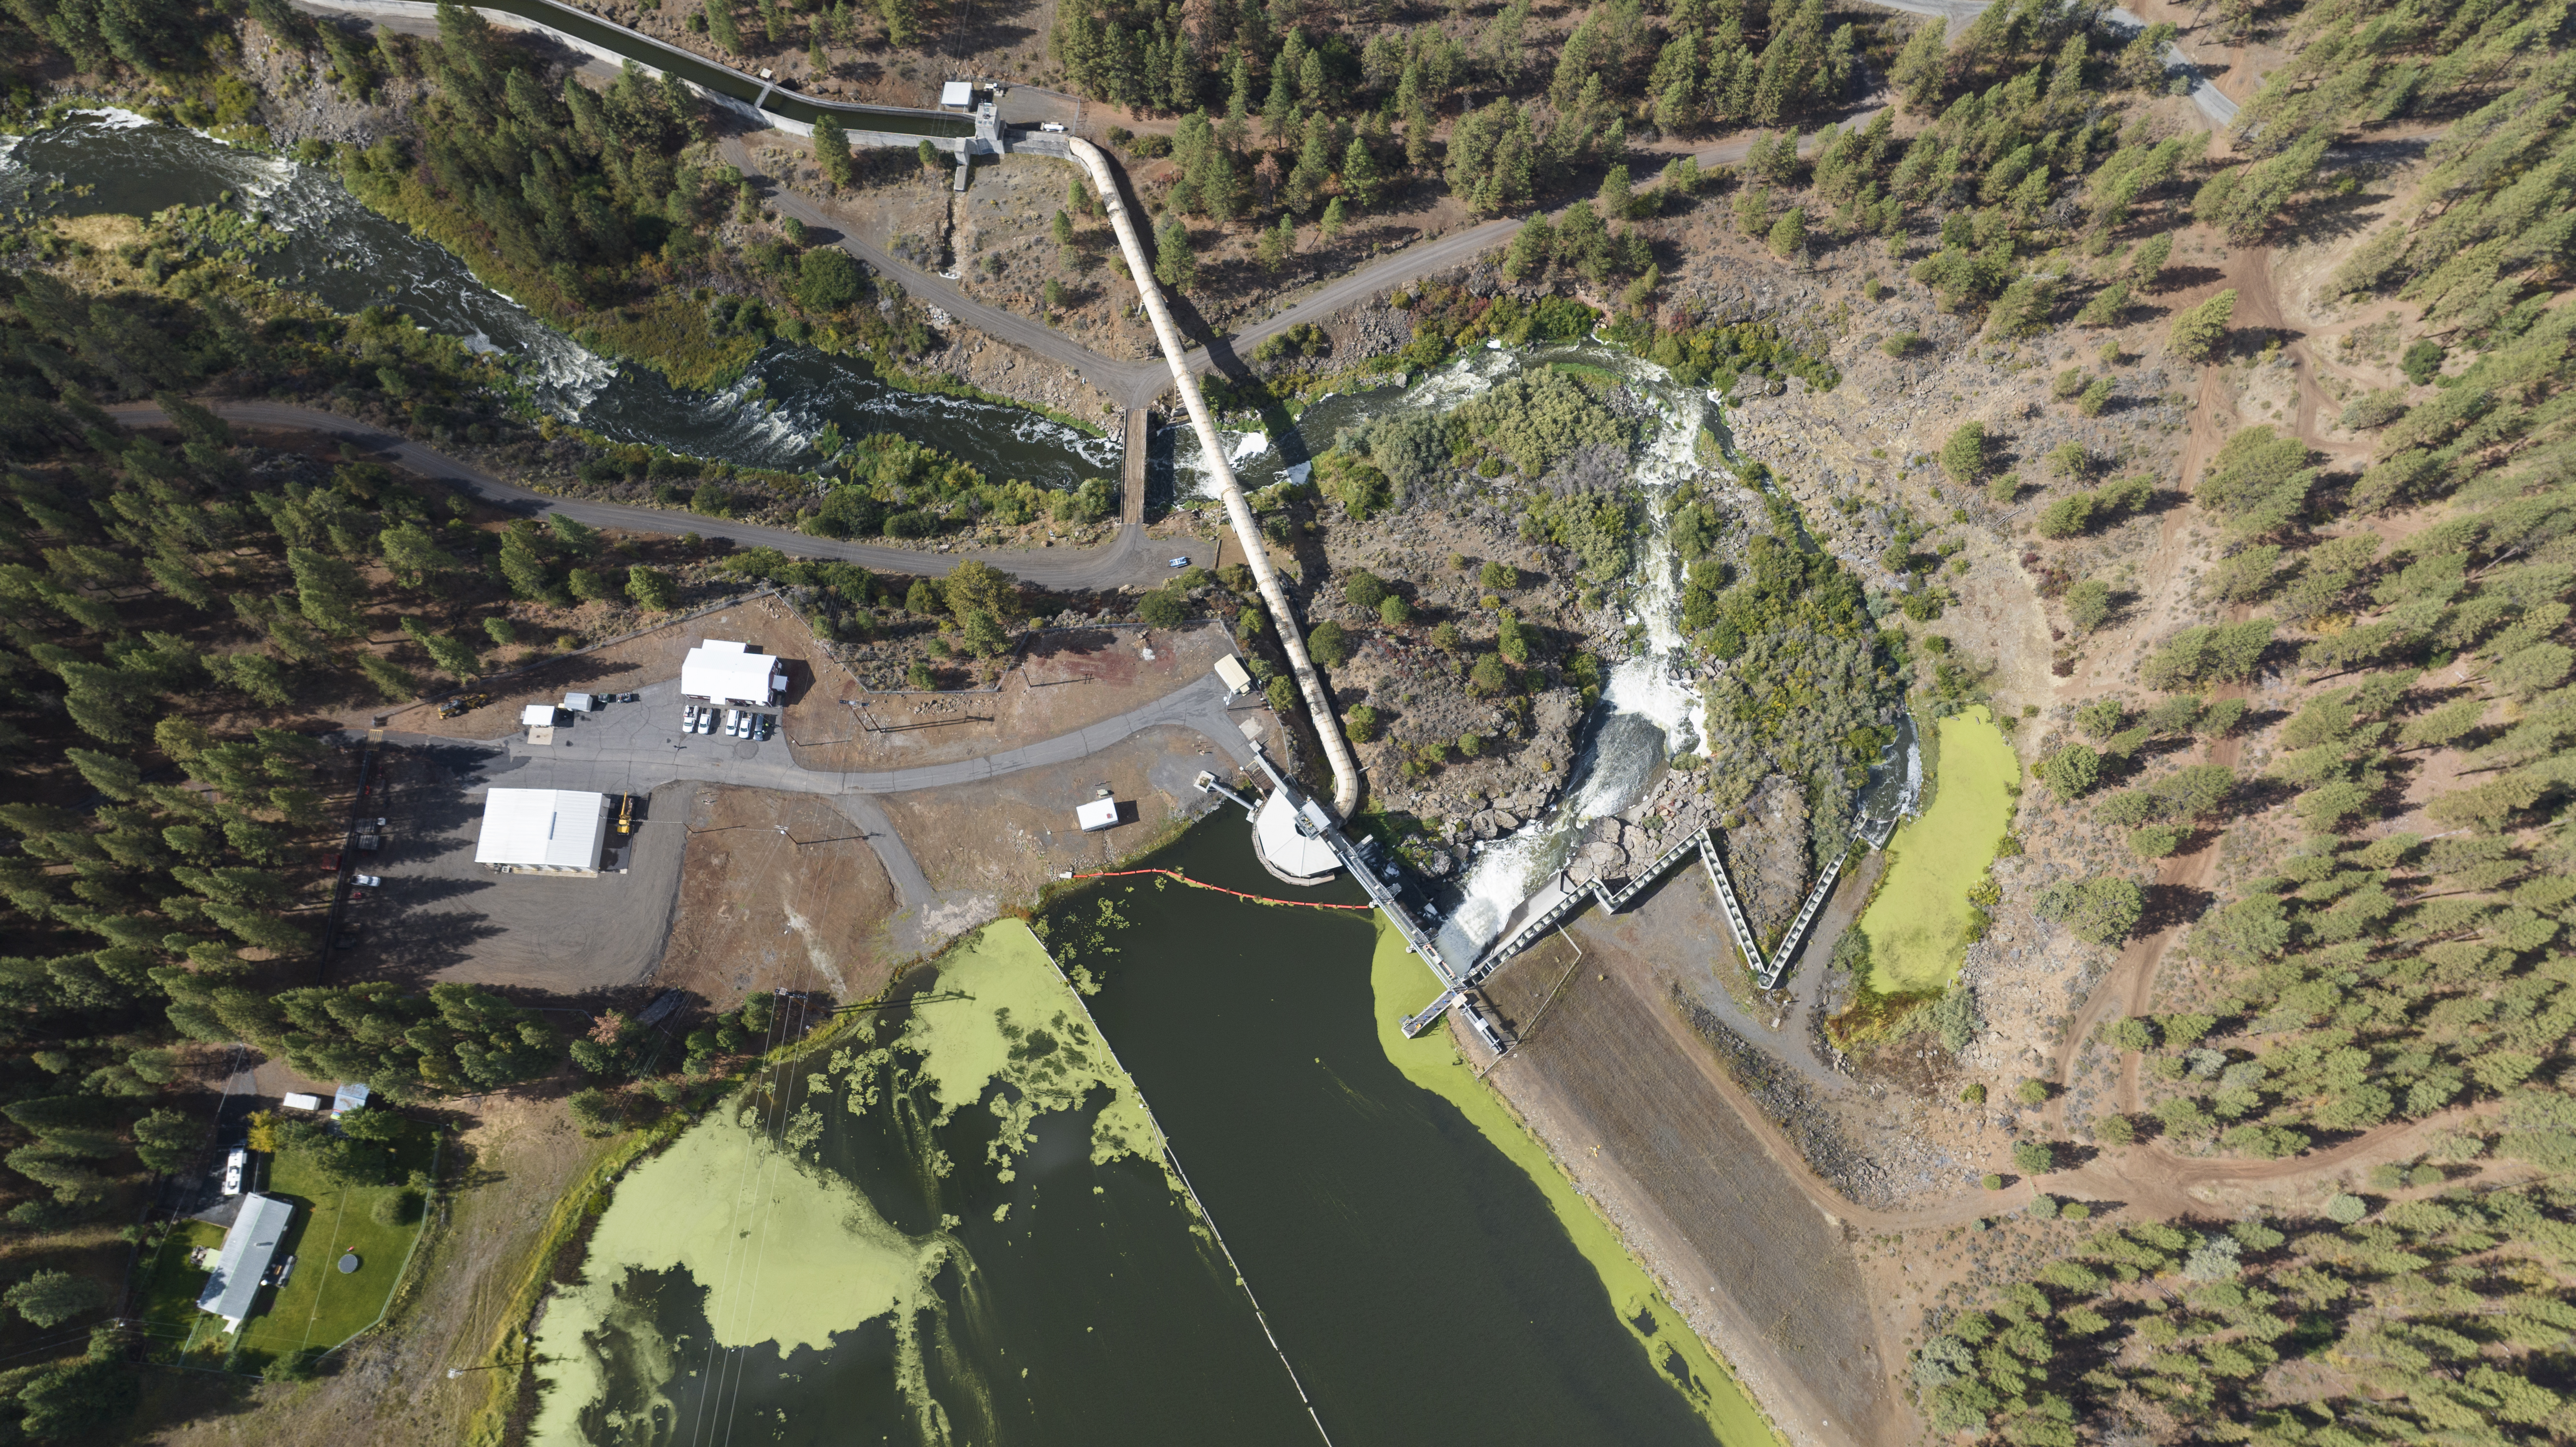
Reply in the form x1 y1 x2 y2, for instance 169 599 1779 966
101 399 1204 588
376 672 1254 945
381 672 1251 797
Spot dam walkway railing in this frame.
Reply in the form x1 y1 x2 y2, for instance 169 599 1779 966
1467 827 1846 994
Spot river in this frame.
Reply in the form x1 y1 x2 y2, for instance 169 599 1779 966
32 112 1781 1445
1 114 1121 489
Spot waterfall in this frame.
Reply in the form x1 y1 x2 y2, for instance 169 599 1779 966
1434 354 1716 965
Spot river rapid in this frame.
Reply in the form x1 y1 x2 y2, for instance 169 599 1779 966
30 113 1784 1446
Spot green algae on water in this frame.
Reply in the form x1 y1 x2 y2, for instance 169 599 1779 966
528 922 1182 1447
1369 924 1785 1447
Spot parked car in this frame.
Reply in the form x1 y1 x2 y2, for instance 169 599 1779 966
1168 556 1191 567
682 704 701 732
221 1148 245 1197
320 852 343 872
352 873 383 888
1038 121 1068 132
726 708 745 737
618 692 639 703
753 714 774 740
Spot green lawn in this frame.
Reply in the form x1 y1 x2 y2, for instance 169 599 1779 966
1860 704 2020 996
134 1139 432 1369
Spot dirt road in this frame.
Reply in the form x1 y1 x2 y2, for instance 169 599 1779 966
106 399 1179 589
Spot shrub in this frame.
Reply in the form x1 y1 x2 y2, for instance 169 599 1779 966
2323 1192 2369 1224
2061 1201 2091 1220
2066 578 2112 632
2028 1194 2060 1219
2037 743 2102 800
1467 652 1510 697
1883 331 1923 358
2078 377 2114 416
2036 877 2145 944
1347 704 1382 742
567 1087 623 1137
2338 389 2408 430
1960 1083 1987 1104
1309 619 1351 667
1138 589 1187 628
1342 570 1389 609
371 1187 424 1227
1379 595 1412 626
2400 338 2445 385
2051 367 2088 400
1981 1172 2004 1191
2015 1078 2051 1107
2013 1139 2054 1174
2094 1113 2136 1146
1939 422 1989 485
2168 288 2237 363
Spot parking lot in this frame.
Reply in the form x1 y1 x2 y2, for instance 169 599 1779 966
337 708 694 997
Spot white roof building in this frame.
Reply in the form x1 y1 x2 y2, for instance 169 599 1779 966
197 1192 294 1333
332 1083 371 1116
280 1092 323 1111
520 703 558 727
1255 790 1339 880
681 640 787 706
474 788 612 874
940 80 975 107
1213 655 1252 696
1075 798 1120 832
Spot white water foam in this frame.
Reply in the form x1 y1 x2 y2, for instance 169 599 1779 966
68 107 154 130
1436 349 1717 962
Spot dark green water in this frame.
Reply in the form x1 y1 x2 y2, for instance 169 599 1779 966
1069 823 1720 1446
542 816 1726 1447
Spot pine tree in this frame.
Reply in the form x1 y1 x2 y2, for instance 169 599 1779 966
757 0 783 43
1152 216 1198 290
1319 196 1347 241
879 0 919 48
287 547 365 636
2169 288 2237 363
705 0 742 52
1260 213 1293 272
1263 66 1297 143
401 617 481 681
813 114 854 186
1342 136 1383 210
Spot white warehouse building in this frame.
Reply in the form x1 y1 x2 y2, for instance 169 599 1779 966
681 639 787 707
474 788 612 875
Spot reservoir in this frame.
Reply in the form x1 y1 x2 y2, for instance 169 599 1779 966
529 820 1766 1446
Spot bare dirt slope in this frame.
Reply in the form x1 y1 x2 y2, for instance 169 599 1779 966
647 784 902 1009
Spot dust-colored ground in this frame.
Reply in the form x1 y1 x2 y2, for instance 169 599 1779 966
791 618 1241 772
876 721 1244 903
648 784 900 1008
128 1093 615 1447
1470 884 1908 1447
367 594 818 740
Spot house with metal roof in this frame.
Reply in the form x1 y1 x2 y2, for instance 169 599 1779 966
197 1192 294 1333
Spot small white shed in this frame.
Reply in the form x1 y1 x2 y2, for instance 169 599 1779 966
563 692 598 712
1213 655 1253 696
280 1093 323 1111
520 703 558 727
940 80 975 107
1074 799 1120 832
